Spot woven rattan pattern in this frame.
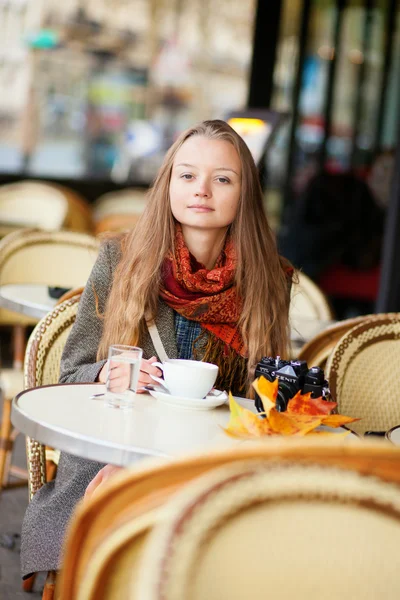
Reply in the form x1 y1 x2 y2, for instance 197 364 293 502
327 315 400 435
23 295 81 499
297 314 371 368
0 228 99 272
139 461 400 600
290 271 334 321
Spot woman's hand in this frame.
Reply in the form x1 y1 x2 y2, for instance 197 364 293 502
84 464 122 500
97 356 162 393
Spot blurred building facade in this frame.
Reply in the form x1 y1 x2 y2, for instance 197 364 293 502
0 0 256 180
0 0 399 226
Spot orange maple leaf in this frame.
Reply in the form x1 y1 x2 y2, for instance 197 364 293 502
224 393 275 438
252 376 277 416
321 414 360 428
268 408 322 436
287 391 337 416
224 384 360 440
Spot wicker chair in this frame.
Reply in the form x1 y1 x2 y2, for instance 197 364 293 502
326 313 400 436
0 231 98 492
93 188 147 234
0 180 94 235
48 183 94 234
297 314 372 369
290 271 334 356
21 293 82 597
93 188 147 220
57 440 400 600
94 213 141 235
0 180 68 237
0 228 98 349
139 459 400 600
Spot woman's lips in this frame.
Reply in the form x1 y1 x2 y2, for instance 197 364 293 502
187 204 214 212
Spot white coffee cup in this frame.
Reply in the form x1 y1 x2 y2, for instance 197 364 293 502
151 359 219 399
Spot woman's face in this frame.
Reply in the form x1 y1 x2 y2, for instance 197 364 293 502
169 136 242 234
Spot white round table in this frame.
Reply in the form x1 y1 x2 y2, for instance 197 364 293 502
11 383 252 466
386 426 400 446
0 283 58 319
12 383 355 467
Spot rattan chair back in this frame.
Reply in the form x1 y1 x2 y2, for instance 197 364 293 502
297 314 373 369
0 181 68 234
93 188 147 234
49 183 94 233
0 228 99 289
0 228 97 328
290 271 333 321
93 188 147 221
57 440 400 600
326 313 400 435
23 293 81 499
290 272 334 352
139 460 400 600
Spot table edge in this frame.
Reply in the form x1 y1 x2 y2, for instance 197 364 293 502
386 425 399 443
11 383 169 466
0 285 49 319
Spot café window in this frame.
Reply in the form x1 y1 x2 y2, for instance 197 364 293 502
0 0 256 183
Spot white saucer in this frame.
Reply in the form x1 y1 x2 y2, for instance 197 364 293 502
149 389 228 410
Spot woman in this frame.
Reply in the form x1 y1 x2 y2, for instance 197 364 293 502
21 120 292 578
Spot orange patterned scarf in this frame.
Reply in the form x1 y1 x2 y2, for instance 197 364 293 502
159 225 246 358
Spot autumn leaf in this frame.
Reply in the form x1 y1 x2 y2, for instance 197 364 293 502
321 414 360 428
224 393 275 438
268 408 322 436
252 376 277 416
224 382 360 440
287 391 337 416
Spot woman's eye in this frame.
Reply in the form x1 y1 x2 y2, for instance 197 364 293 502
217 176 230 184
181 173 193 180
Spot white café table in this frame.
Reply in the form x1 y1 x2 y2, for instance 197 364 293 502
12 383 249 466
0 283 57 319
386 426 400 446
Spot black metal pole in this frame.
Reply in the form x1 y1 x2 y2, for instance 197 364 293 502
282 0 312 212
247 0 283 108
373 0 397 155
319 0 346 170
376 99 400 312
350 0 374 169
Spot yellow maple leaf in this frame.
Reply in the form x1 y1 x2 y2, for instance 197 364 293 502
224 393 275 438
252 376 277 417
321 414 360 428
268 408 322 436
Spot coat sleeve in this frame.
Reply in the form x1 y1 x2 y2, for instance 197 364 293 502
58 240 117 384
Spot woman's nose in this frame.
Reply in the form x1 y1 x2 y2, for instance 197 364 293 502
194 179 210 197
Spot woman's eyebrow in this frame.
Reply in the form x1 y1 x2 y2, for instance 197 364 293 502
174 163 239 176
175 162 196 169
214 167 240 176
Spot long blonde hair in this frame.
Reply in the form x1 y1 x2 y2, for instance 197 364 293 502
97 120 291 385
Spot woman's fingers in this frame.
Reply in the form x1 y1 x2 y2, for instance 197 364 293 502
108 363 130 379
102 356 163 393
84 464 122 500
108 377 131 393
138 372 155 385
140 356 162 377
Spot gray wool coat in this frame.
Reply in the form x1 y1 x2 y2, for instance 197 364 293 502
21 240 179 578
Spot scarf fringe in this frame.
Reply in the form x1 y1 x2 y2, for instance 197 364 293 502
193 329 248 396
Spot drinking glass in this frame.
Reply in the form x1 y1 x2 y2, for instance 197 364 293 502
105 345 143 409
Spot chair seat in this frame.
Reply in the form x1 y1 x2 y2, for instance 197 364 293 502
0 368 24 400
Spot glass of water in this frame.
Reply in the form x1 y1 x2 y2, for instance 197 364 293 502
105 345 143 409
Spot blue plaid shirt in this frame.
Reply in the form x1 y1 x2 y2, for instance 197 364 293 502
174 312 203 359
